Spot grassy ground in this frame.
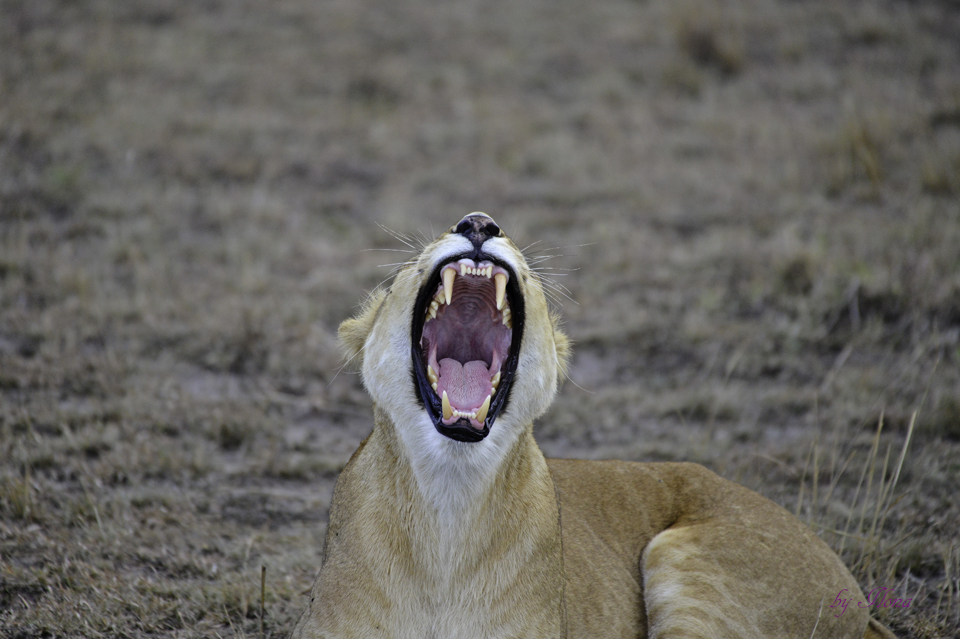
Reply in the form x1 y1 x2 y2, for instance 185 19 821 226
2 0 959 636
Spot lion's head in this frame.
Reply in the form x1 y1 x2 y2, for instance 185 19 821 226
339 213 569 460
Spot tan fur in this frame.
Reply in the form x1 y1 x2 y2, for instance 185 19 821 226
338 287 387 362
864 619 898 639
293 215 896 639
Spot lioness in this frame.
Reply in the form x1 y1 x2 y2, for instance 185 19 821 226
293 213 896 639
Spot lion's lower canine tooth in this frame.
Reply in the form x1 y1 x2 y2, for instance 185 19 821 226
442 268 455 305
442 391 452 419
475 394 491 423
494 273 507 310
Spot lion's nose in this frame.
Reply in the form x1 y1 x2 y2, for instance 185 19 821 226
454 212 502 250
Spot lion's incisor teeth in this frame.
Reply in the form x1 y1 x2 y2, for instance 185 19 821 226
442 391 452 419
442 268 455 305
491 371 501 390
475 394 491 423
494 273 506 310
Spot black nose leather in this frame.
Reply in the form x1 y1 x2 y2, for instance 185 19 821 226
453 212 502 250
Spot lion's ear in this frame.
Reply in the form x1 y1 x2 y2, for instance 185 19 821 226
550 310 571 382
338 288 387 363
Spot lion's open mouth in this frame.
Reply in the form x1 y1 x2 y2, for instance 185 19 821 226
411 256 524 442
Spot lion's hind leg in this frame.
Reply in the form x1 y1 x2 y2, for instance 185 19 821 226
642 528 763 638
641 524 872 639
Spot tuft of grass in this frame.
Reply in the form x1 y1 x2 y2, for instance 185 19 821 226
920 149 960 195
670 0 745 78
777 253 815 297
921 396 960 442
0 473 37 522
676 23 745 77
217 421 252 452
823 110 893 198
794 411 960 634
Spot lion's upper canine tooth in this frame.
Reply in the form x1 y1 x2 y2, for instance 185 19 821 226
442 267 456 305
494 273 507 310
427 365 438 384
475 394 491 423
491 370 501 390
442 391 452 420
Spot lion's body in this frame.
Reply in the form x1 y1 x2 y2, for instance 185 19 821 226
292 214 896 639
550 458 871 638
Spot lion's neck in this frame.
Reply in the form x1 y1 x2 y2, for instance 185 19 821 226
372 405 553 523
348 407 561 578
343 407 564 634
313 408 565 637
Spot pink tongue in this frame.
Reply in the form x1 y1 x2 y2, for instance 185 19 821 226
437 358 491 410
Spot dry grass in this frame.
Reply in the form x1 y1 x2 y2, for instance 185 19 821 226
2 0 960 637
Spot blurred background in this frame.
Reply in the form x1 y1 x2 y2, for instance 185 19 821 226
1 0 959 636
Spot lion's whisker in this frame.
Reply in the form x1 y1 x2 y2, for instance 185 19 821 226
377 223 422 250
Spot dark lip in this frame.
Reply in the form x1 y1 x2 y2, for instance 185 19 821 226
410 249 525 443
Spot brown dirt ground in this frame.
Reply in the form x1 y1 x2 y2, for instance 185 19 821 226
2 0 959 637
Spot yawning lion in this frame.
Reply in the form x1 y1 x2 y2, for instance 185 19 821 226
292 213 896 639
